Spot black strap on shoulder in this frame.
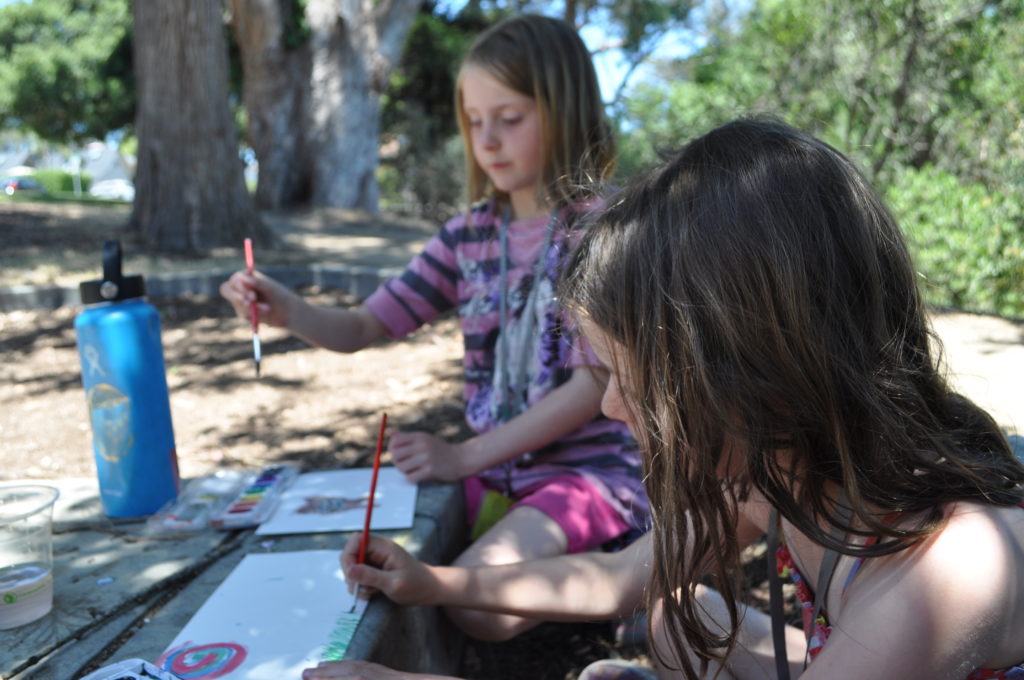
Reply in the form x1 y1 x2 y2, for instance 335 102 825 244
766 508 791 680
766 496 853 679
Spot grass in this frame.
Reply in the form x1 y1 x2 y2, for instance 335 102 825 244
0 189 129 206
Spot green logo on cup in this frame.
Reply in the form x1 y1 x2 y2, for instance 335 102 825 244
2 593 15 604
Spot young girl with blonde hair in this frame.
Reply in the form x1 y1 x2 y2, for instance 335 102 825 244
304 118 1024 680
221 13 649 643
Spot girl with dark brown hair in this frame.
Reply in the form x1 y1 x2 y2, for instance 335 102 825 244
305 119 1024 680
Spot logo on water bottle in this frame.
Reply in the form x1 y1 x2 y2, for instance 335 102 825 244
87 383 134 462
82 345 106 378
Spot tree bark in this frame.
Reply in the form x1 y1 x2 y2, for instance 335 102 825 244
304 0 419 211
230 0 417 212
131 0 267 251
227 0 313 210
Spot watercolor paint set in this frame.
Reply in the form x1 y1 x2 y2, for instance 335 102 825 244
145 464 300 535
209 463 300 530
146 469 251 535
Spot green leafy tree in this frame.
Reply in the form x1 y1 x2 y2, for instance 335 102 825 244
621 0 1023 176
0 0 133 142
576 0 698 104
617 0 1024 317
888 166 1024 318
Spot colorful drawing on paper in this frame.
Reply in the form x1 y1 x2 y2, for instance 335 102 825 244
160 551 368 680
296 495 370 515
255 467 417 536
157 641 247 678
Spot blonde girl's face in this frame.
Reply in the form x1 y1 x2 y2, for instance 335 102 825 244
460 64 546 218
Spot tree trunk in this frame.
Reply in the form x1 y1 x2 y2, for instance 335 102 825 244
131 0 268 251
304 0 419 211
227 0 313 210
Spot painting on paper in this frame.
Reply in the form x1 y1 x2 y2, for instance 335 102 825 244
158 551 367 680
255 467 417 536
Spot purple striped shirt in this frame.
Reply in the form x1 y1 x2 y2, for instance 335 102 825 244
365 200 649 530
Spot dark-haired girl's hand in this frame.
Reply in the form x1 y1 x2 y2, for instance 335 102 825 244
340 532 439 606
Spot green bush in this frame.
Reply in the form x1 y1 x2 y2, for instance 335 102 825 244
31 169 92 193
887 166 1024 319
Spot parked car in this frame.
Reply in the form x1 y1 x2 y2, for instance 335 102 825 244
1 176 46 196
88 178 135 202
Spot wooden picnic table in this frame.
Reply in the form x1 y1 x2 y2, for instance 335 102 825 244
2 477 465 680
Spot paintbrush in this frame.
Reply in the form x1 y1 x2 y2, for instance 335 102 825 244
352 412 388 612
243 238 261 378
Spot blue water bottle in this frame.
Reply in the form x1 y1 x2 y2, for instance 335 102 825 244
75 240 180 517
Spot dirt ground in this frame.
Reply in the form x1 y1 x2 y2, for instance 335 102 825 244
0 291 470 481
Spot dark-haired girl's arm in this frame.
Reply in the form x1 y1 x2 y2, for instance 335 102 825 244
343 531 651 621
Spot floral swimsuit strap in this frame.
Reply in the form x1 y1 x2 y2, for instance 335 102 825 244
766 494 853 680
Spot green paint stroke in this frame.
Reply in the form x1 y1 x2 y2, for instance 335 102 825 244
321 613 362 661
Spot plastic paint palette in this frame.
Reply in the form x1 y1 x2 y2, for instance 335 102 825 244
209 464 299 530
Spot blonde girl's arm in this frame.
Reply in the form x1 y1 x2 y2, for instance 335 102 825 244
287 302 388 353
220 269 388 352
461 367 607 476
389 367 607 482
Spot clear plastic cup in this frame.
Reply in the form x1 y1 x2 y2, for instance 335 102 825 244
0 484 60 629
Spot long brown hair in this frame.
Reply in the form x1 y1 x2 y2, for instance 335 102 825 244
454 13 615 209
560 117 1024 677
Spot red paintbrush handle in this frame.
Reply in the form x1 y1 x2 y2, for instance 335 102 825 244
244 238 259 331
244 238 255 274
357 412 388 564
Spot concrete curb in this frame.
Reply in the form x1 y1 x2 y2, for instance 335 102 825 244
0 263 404 312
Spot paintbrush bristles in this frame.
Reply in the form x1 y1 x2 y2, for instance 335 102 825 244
252 334 262 378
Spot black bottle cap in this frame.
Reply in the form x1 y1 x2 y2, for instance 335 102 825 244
79 239 146 304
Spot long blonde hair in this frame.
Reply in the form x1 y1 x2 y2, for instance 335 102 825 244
454 14 615 209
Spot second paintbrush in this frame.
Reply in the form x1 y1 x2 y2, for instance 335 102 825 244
243 238 261 377
352 411 388 612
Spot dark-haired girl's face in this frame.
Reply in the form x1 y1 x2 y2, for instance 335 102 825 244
583 318 749 480
580 319 635 432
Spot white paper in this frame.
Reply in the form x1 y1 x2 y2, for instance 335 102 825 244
255 467 417 536
157 551 367 679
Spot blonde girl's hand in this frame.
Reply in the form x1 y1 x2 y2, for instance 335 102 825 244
389 430 465 483
218 269 299 329
341 533 439 606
